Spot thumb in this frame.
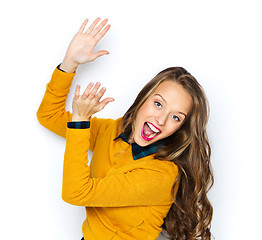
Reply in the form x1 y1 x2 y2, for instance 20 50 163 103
99 97 114 110
92 50 110 60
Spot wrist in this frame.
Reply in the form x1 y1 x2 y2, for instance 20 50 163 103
60 57 79 73
72 114 91 122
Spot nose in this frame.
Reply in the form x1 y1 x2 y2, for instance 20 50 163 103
155 112 168 126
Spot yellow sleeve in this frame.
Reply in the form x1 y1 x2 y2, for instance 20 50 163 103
36 67 114 153
36 67 75 138
62 128 178 207
89 117 118 152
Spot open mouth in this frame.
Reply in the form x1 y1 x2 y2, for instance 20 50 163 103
141 122 161 141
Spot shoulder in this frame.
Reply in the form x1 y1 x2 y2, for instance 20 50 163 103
147 159 178 182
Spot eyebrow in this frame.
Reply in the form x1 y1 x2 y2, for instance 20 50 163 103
154 93 187 118
155 93 167 103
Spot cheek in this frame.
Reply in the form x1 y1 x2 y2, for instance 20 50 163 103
140 101 152 113
136 102 152 121
134 109 146 132
165 123 181 137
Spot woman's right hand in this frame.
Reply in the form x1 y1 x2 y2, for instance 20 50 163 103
60 18 111 73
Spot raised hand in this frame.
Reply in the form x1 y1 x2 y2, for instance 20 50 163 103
71 82 114 122
60 18 111 73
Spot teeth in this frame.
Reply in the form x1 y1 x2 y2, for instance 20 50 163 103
148 133 157 138
147 122 160 133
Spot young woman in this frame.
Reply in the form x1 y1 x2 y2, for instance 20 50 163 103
37 18 213 240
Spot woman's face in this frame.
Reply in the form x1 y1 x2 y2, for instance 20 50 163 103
132 80 193 147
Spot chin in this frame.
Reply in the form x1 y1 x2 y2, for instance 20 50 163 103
133 135 156 147
133 135 146 147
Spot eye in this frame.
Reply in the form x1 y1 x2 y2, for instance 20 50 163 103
172 115 180 122
154 101 162 108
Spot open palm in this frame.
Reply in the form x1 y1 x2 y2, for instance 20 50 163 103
61 18 110 72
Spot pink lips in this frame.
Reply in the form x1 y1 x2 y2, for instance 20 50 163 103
141 122 161 141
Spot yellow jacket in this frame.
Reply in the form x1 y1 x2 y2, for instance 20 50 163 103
37 67 179 240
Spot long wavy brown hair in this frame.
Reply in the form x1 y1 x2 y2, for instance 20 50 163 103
121 67 214 240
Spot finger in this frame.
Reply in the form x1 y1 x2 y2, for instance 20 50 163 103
90 18 108 37
87 82 101 99
99 97 115 110
95 24 111 42
78 19 89 33
93 86 107 102
82 82 94 99
74 84 81 98
85 18 101 35
91 50 110 61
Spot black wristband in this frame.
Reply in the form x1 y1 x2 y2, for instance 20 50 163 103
57 63 66 73
67 121 90 129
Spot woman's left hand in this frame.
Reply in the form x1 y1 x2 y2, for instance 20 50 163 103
72 82 114 122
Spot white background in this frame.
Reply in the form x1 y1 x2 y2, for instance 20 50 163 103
1 0 261 239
